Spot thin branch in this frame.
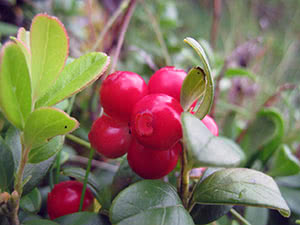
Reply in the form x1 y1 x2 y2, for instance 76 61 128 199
66 134 91 149
210 0 222 49
230 208 252 225
109 0 138 74
141 0 172 65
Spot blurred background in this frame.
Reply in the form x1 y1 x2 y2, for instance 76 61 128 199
1 0 300 224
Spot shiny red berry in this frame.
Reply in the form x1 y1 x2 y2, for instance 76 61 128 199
100 71 148 122
127 139 181 179
88 115 132 158
47 181 94 220
131 94 183 150
148 66 187 103
202 115 219 136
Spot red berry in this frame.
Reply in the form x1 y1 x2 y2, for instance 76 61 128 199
148 66 187 103
131 94 183 150
47 181 94 220
100 71 148 122
127 139 181 179
88 115 132 158
202 115 219 136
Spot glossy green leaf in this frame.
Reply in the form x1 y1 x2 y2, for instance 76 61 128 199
24 219 59 225
279 186 300 215
20 188 42 213
225 68 256 80
111 159 142 199
23 154 58 195
110 180 194 225
181 112 244 168
36 52 109 108
55 212 110 225
17 27 30 49
268 145 300 177
240 109 284 162
192 168 290 217
0 137 15 192
30 14 68 100
180 67 206 111
24 107 78 148
184 37 214 119
0 42 32 129
28 136 64 163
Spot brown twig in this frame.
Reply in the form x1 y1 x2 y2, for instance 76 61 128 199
210 0 222 49
263 83 297 107
109 0 138 74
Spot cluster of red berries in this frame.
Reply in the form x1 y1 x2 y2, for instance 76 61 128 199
88 67 219 179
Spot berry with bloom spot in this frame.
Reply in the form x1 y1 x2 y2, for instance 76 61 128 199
131 93 183 150
88 115 132 158
100 71 148 122
127 139 181 179
148 66 187 103
47 181 94 220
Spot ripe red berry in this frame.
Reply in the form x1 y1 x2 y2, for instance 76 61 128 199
88 115 132 158
47 181 94 220
100 71 148 122
127 139 181 179
131 94 183 150
148 66 187 103
202 115 219 136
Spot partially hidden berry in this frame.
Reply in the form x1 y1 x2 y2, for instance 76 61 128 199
100 71 148 122
148 66 187 103
47 181 94 220
131 93 183 150
88 115 132 158
202 115 219 136
127 139 181 179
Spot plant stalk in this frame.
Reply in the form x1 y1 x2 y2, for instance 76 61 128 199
180 146 190 208
230 208 252 225
66 134 91 149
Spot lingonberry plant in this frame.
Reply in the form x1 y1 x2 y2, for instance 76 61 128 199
0 12 293 225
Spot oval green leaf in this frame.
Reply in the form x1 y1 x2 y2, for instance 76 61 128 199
268 145 300 177
110 180 194 225
30 14 69 100
181 112 244 168
192 168 290 217
184 37 214 119
24 219 59 225
20 188 42 213
54 212 110 225
180 67 206 111
225 68 256 80
24 107 78 148
0 137 15 192
0 42 32 130
28 136 64 164
36 52 109 108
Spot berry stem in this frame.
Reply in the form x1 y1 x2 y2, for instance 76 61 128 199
230 208 252 225
180 146 190 208
66 134 91 149
79 148 95 212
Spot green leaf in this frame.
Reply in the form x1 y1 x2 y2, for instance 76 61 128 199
192 168 290 217
225 68 256 80
0 42 32 129
20 188 42 213
244 207 269 225
0 137 15 192
28 136 64 163
111 159 142 199
23 154 58 195
191 204 231 225
30 14 68 100
0 21 18 35
110 180 194 225
240 109 284 162
36 52 109 108
54 212 110 225
24 219 59 225
181 112 244 168
24 107 78 148
180 67 206 111
4 126 22 169
279 186 300 215
268 145 300 177
184 37 214 119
